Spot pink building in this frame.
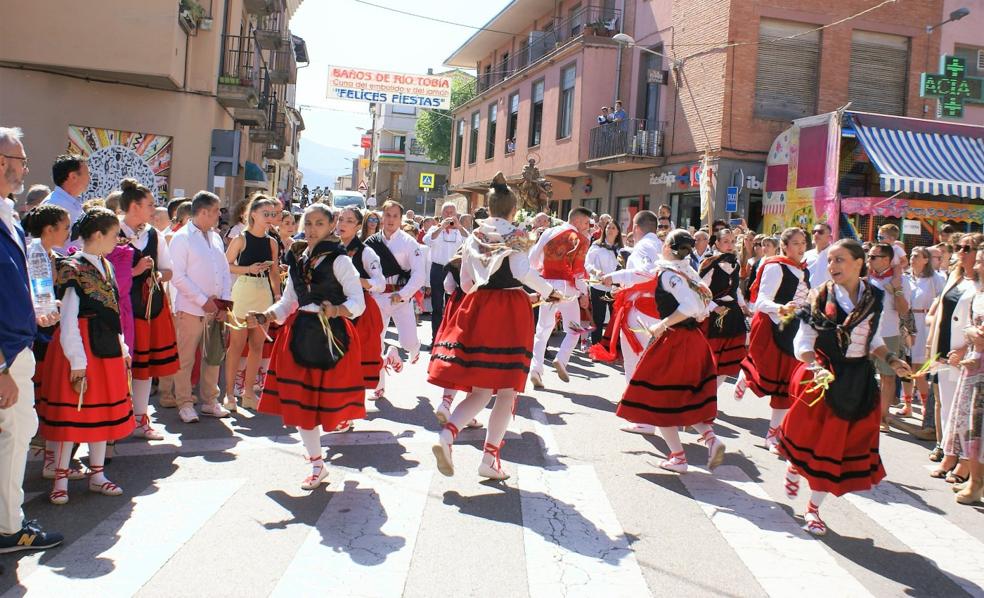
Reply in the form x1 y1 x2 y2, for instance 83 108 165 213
938 0 984 125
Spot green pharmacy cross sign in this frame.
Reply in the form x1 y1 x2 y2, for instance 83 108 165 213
920 55 984 118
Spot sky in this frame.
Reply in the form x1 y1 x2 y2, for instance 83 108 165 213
289 0 510 153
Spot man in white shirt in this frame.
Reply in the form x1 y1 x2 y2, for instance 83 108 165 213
866 243 909 431
365 200 426 399
424 202 466 346
41 154 90 254
804 222 832 287
168 192 232 423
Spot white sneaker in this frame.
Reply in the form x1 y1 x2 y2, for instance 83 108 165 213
621 423 656 435
530 370 544 389
706 437 726 471
552 359 570 382
199 402 230 418
178 405 199 423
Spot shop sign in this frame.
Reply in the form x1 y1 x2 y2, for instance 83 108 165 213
725 186 738 212
920 55 984 119
326 66 453 109
650 165 700 189
902 219 922 235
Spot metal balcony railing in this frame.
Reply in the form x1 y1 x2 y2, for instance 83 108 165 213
588 119 665 160
255 11 288 50
477 4 621 93
219 34 260 88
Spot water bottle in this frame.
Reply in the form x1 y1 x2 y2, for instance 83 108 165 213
27 239 57 317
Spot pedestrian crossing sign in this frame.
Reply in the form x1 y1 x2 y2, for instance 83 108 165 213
419 172 435 190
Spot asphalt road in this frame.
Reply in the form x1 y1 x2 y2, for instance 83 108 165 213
2 326 983 597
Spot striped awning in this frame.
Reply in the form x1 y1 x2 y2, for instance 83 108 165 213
851 112 984 200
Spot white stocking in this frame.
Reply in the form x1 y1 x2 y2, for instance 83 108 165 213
132 378 153 417
769 408 788 430
448 388 494 431
658 426 685 455
485 389 516 448
52 441 72 493
88 441 109 485
298 427 324 460
810 490 828 508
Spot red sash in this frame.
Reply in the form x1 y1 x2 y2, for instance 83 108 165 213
747 256 805 303
589 277 660 361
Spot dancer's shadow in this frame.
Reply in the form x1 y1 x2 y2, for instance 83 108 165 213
853 481 946 516
326 435 420 475
443 486 636 565
368 396 440 430
536 387 616 414
823 533 976 596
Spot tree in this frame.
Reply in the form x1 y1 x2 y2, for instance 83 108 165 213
415 74 476 165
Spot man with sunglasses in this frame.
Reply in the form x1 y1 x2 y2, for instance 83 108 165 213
867 243 909 432
804 222 833 287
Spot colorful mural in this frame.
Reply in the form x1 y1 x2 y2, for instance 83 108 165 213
762 111 842 236
841 196 984 224
67 126 172 203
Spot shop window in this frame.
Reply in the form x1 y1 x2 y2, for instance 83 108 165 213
581 198 600 214
617 195 648 232
754 19 820 120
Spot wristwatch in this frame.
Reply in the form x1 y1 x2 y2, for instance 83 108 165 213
0 362 9 376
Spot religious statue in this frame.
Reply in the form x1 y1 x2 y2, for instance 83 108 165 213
517 157 552 213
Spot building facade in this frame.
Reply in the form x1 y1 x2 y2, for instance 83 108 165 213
445 0 975 232
0 0 307 208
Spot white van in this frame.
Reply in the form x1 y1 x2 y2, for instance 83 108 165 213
327 190 367 210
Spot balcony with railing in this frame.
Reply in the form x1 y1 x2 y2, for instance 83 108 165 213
586 119 666 170
476 5 620 94
268 41 297 84
217 34 263 119
254 11 288 50
244 0 284 17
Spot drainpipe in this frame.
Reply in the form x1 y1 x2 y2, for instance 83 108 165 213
613 0 625 105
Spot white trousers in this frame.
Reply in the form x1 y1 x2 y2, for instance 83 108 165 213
531 280 582 374
374 294 420 390
619 308 659 384
0 348 37 534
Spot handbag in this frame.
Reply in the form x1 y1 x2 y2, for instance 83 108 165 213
202 317 227 366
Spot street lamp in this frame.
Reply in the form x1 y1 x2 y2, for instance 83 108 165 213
926 7 970 33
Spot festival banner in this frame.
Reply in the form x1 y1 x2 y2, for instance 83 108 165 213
67 125 172 203
841 196 984 223
326 66 452 109
762 111 842 235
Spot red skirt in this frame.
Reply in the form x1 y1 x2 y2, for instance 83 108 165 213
37 323 134 443
778 362 885 496
740 313 797 409
443 289 464 323
131 296 180 380
259 312 366 430
617 326 717 426
356 290 384 389
428 288 534 393
706 333 747 377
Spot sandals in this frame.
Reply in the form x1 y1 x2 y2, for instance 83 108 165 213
946 471 969 485
930 466 953 479
803 502 827 536
784 466 800 499
929 446 944 462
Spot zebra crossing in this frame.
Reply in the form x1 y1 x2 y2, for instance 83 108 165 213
3 371 984 597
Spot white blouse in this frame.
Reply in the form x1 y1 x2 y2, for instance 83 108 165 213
657 259 707 320
60 252 129 370
119 220 173 271
793 281 887 361
586 243 620 291
905 272 946 312
358 245 387 294
754 261 809 324
269 251 365 324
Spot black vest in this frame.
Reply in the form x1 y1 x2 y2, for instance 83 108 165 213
287 241 348 306
655 273 698 329
482 259 522 290
345 239 370 280
127 227 165 319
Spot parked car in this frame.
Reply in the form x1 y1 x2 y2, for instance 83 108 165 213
327 190 367 210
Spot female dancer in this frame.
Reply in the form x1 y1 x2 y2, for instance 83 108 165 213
586 220 622 346
225 194 281 411
779 239 911 535
38 208 134 504
700 228 748 379
615 230 724 473
898 247 945 418
336 206 386 411
429 173 560 480
737 227 810 454
928 234 981 477
250 204 365 490
947 248 984 505
22 206 85 481
118 180 180 440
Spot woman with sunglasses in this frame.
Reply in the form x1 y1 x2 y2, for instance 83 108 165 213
779 239 911 536
223 194 281 412
360 211 381 240
898 247 945 420
737 228 810 454
930 234 982 482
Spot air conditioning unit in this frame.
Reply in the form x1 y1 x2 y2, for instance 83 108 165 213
977 49 984 71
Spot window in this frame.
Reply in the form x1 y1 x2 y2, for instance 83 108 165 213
849 31 909 116
454 119 464 168
392 105 416 115
569 3 583 37
486 103 497 159
469 111 480 164
529 79 545 146
637 46 663 126
581 198 600 214
954 45 984 78
617 196 648 232
754 19 820 120
483 64 492 89
506 92 520 152
500 52 510 81
557 65 576 139
393 135 406 152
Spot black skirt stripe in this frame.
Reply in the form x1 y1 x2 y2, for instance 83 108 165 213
434 341 533 358
619 394 716 415
779 433 879 465
780 446 882 483
265 396 364 413
266 372 364 395
133 341 178 354
39 410 134 428
132 355 179 368
38 397 131 410
716 344 747 355
716 357 744 368
429 354 530 371
628 375 716 394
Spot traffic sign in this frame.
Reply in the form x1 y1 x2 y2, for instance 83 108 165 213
419 172 435 190
725 186 739 213
358 180 368 194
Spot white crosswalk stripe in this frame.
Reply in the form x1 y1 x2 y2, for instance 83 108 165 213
845 483 984 597
272 469 433 598
5 478 244 597
678 465 873 598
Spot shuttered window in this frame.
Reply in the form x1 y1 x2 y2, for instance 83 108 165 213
848 31 909 116
754 19 820 120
